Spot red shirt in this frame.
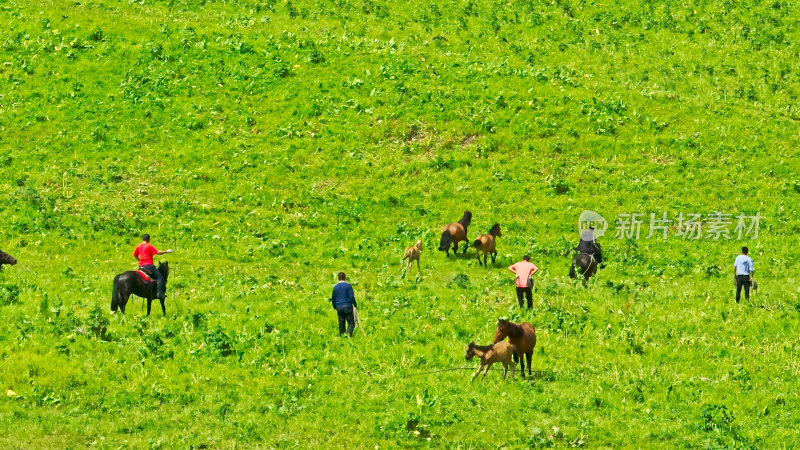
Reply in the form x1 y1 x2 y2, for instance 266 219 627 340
134 242 159 266
509 261 538 288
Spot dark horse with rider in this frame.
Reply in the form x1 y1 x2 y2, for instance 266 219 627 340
111 234 173 316
570 226 604 281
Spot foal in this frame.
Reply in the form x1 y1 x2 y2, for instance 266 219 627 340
465 341 516 381
402 240 423 272
473 223 501 268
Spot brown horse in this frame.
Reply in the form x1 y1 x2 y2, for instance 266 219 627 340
439 210 472 257
473 223 501 268
0 250 17 271
494 319 536 378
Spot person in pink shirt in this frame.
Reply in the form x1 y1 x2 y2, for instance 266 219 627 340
508 255 538 308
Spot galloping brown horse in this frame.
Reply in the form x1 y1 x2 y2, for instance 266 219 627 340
494 319 536 378
473 223 501 268
439 210 472 257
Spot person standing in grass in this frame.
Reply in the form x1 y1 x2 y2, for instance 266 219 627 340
733 246 754 304
508 255 539 309
134 233 173 300
331 272 357 336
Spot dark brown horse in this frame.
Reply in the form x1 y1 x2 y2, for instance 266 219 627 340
473 223 501 268
570 252 598 281
494 319 536 378
439 210 472 257
0 250 17 271
111 262 170 316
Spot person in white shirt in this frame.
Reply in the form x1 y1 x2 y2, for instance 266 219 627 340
733 246 754 304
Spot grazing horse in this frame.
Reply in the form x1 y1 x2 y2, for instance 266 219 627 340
465 341 516 381
0 250 17 271
473 223 501 268
494 319 536 378
111 262 170 316
439 210 472 257
402 240 423 272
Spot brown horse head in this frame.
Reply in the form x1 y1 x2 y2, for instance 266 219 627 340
489 223 501 237
465 341 476 360
0 250 17 269
494 319 510 343
460 210 472 227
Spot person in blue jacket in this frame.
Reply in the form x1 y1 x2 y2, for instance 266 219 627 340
331 272 357 336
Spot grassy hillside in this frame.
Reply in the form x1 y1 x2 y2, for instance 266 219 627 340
2 0 800 447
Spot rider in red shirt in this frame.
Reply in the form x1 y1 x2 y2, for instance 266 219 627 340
134 234 173 299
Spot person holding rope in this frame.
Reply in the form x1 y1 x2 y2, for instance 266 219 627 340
331 272 357 336
508 255 538 309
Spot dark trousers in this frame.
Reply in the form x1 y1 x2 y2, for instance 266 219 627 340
516 286 533 308
735 275 751 303
140 265 165 297
337 307 355 336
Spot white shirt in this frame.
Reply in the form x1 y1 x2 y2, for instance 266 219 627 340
734 255 753 276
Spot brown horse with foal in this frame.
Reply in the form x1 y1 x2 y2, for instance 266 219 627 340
494 319 537 378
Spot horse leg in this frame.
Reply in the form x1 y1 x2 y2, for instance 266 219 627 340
483 253 488 269
160 298 166 315
526 352 533 377
146 297 153 316
472 363 484 382
501 362 508 380
453 242 459 255
462 241 468 254
482 362 493 381
120 292 129 314
416 258 420 272
510 359 515 379
492 251 497 264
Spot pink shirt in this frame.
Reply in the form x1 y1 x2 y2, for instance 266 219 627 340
509 261 537 287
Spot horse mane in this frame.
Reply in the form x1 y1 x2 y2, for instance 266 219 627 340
459 210 472 227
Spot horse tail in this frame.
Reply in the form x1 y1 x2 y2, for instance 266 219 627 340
439 230 452 251
111 275 120 312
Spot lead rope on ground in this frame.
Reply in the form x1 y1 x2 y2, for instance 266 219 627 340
404 367 550 378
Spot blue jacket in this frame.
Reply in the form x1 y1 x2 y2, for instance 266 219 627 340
331 281 357 310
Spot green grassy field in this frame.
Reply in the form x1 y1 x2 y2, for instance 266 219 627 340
2 0 800 447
